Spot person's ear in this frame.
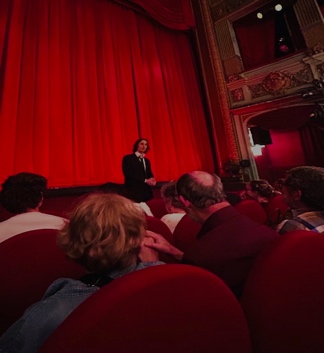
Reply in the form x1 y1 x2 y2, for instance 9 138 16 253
179 195 190 208
37 192 44 208
291 189 302 201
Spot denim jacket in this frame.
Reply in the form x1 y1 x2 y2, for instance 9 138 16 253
0 261 164 353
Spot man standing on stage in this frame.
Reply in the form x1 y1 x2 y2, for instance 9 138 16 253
122 138 156 202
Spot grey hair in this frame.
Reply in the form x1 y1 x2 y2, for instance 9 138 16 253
176 171 226 209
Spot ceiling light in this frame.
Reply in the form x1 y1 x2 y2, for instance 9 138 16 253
256 12 263 19
275 4 283 11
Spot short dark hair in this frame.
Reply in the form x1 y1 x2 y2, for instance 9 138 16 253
176 171 226 209
249 179 276 198
284 166 324 210
132 138 150 153
98 182 132 199
0 172 47 213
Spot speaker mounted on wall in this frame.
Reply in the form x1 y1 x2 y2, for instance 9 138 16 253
249 126 272 145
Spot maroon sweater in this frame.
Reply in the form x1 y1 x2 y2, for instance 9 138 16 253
183 205 279 298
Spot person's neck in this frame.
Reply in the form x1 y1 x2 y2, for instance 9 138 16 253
291 201 312 212
170 207 186 214
26 207 40 213
192 201 230 224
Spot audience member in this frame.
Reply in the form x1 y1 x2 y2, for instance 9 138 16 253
122 138 156 202
160 181 186 233
145 171 278 298
0 172 66 243
273 178 285 193
276 166 324 234
0 193 163 353
224 191 242 206
243 179 280 205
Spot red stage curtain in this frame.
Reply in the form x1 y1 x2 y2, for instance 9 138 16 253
233 14 276 70
0 0 214 187
113 0 195 30
299 123 324 167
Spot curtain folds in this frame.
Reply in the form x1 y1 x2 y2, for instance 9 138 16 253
0 0 213 187
233 14 276 70
113 0 195 30
299 123 324 167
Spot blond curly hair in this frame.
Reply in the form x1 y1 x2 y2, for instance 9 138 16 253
57 193 146 273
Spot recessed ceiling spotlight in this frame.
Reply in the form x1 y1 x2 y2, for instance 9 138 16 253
275 4 283 11
257 12 263 19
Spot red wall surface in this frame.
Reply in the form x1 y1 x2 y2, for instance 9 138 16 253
254 130 306 183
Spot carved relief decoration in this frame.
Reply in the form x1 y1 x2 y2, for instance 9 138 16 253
231 88 245 102
248 83 267 99
313 42 324 54
227 74 243 83
248 69 311 98
210 0 253 22
262 72 292 95
317 63 324 78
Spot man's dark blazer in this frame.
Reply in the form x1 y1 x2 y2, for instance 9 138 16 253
122 153 154 202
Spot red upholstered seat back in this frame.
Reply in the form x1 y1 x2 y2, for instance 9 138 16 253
241 230 324 353
145 215 174 244
40 264 251 353
145 216 176 263
173 214 201 252
264 194 289 224
0 204 14 222
40 195 86 218
146 198 168 218
0 229 87 335
234 199 267 224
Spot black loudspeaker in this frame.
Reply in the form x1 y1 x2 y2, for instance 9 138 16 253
250 126 272 145
239 159 251 168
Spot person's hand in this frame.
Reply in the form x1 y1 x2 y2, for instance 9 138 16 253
146 178 156 186
138 236 159 262
240 191 247 200
144 230 184 261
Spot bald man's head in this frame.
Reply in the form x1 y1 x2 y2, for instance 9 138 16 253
176 171 226 209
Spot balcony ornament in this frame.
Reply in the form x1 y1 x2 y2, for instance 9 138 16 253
313 42 324 55
302 78 324 98
227 74 242 83
262 71 291 95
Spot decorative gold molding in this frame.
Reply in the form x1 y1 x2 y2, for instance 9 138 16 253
209 0 254 22
247 69 311 98
230 88 245 102
200 0 240 162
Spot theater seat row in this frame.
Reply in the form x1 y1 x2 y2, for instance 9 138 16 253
0 229 323 353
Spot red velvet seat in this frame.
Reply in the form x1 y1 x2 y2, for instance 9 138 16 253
241 230 324 353
146 198 168 218
40 195 86 218
145 215 176 263
173 214 201 252
264 194 289 224
234 199 267 224
0 229 87 335
145 215 174 245
40 264 251 353
0 204 14 222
